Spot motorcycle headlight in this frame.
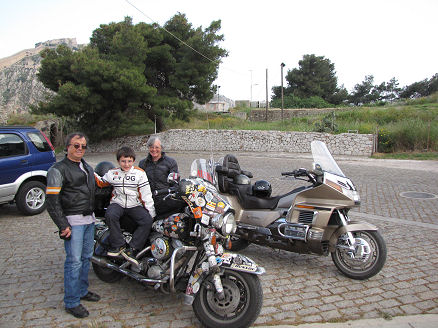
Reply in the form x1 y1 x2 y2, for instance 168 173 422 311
211 214 224 229
221 212 237 235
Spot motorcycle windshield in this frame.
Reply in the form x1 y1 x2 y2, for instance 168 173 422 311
190 158 217 185
311 140 345 177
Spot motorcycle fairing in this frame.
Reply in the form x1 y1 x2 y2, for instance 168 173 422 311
328 221 378 252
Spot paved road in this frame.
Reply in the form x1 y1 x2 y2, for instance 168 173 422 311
1 151 438 327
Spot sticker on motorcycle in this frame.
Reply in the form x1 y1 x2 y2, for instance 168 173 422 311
192 282 200 293
193 207 202 219
201 214 210 225
205 192 213 202
206 202 216 211
220 253 234 264
195 197 206 207
230 263 257 272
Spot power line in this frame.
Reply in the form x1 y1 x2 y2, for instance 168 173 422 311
124 0 219 65
124 0 247 78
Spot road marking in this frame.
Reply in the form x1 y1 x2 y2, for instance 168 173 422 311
350 211 438 230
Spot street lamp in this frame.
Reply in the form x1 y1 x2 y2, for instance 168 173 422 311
217 85 221 112
281 63 285 122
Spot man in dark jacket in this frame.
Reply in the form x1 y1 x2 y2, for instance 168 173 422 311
46 132 100 318
139 136 183 215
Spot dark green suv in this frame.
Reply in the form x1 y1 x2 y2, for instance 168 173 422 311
0 126 56 215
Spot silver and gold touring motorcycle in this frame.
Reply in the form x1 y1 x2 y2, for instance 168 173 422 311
91 160 264 328
213 140 386 280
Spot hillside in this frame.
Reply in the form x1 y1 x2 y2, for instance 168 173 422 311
0 38 80 124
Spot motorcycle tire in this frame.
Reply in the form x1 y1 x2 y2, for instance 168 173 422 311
92 261 123 283
92 229 123 283
227 236 250 252
193 269 263 328
331 230 387 280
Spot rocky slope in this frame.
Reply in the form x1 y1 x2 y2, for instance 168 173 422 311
0 38 79 124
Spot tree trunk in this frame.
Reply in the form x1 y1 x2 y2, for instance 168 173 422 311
146 111 165 133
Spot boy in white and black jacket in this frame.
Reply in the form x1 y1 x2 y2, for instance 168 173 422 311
95 146 155 266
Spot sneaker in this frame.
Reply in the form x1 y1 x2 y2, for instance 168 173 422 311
107 245 125 257
121 247 139 266
80 291 101 302
65 304 89 318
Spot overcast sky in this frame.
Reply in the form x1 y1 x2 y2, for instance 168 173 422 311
1 0 437 101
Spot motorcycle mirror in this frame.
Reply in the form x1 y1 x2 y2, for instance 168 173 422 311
167 172 180 184
313 163 322 172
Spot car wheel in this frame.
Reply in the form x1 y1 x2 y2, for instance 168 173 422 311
16 181 47 215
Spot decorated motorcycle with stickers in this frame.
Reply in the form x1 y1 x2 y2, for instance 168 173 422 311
91 159 264 328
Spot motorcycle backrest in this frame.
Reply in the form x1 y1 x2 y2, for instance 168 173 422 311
216 154 253 193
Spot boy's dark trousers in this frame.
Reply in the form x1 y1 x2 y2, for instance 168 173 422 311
105 203 153 250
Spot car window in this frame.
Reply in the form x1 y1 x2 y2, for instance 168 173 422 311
26 131 52 152
0 133 27 157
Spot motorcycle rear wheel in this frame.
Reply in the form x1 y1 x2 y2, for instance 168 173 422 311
92 229 123 283
193 270 263 328
331 230 387 280
92 261 123 283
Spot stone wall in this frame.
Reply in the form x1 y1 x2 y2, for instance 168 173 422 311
89 129 375 156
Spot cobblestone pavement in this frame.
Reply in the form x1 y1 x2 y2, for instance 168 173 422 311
1 151 438 328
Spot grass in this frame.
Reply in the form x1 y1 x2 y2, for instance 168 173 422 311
371 151 438 160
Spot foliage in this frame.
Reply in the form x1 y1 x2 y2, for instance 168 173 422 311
271 94 332 109
36 15 227 141
371 151 438 160
271 54 348 106
286 54 338 100
400 73 438 99
377 127 395 153
348 75 401 105
7 113 57 126
314 112 338 133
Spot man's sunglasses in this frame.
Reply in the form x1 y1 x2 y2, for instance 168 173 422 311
70 144 88 149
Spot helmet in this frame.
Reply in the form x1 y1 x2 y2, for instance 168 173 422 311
252 180 272 197
234 174 251 185
95 161 115 176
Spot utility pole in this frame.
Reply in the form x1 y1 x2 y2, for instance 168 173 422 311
281 63 285 122
265 68 268 122
249 70 253 102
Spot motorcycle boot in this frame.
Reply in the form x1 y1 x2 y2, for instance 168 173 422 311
107 245 126 257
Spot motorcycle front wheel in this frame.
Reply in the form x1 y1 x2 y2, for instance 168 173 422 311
227 235 250 252
331 230 387 280
193 270 263 328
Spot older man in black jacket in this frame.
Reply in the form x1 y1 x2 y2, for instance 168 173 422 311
139 136 183 216
46 132 100 318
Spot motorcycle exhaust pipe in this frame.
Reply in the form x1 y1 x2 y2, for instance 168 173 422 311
91 255 168 284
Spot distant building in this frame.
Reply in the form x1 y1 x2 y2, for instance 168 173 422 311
194 94 234 113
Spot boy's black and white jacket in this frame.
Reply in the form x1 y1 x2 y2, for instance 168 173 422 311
95 166 156 218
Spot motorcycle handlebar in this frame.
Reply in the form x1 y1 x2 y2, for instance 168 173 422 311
153 187 177 196
281 169 307 176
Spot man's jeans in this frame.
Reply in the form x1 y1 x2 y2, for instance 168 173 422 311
64 223 95 308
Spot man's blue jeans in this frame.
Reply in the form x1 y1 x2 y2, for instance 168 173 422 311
64 223 95 308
